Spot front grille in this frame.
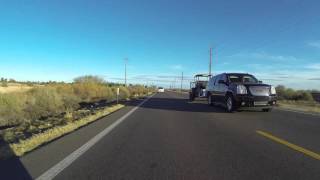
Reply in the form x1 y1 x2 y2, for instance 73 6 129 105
249 86 270 96
253 96 270 101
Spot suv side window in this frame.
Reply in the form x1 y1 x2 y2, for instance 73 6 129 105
208 75 216 89
221 74 227 83
214 75 220 85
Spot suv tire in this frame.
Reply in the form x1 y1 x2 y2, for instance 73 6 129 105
226 95 234 113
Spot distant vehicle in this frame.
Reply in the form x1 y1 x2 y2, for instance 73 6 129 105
206 73 277 112
158 87 165 93
189 74 211 101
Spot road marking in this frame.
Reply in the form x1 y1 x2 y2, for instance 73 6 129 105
256 130 320 161
36 94 155 180
276 107 320 117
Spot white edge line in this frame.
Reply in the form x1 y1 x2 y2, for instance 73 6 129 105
36 94 155 180
276 107 320 117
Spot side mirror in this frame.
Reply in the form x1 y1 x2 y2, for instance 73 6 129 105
218 80 226 84
258 81 263 84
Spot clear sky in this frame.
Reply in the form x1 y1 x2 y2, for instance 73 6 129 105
0 0 319 89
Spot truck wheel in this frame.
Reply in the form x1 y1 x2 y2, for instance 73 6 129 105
189 94 194 101
226 95 234 113
208 95 213 106
262 108 272 112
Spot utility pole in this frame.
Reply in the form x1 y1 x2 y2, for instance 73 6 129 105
180 72 183 92
124 58 128 86
209 47 212 76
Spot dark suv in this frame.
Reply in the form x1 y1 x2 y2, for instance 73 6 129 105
206 73 277 112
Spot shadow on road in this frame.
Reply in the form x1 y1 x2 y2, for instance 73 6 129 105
0 141 32 179
141 96 227 113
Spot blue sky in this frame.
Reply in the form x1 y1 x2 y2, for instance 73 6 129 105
0 0 319 89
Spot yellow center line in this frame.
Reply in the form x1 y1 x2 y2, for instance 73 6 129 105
256 130 320 161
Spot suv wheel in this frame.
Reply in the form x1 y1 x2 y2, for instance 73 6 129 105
226 95 234 112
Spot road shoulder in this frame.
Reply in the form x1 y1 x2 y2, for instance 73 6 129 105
19 99 144 179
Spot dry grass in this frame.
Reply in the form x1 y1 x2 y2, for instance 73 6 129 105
278 100 320 114
0 104 124 159
0 83 33 93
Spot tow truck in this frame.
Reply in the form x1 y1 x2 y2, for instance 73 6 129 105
189 74 211 101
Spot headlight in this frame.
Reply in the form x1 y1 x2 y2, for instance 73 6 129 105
237 85 248 94
270 86 276 95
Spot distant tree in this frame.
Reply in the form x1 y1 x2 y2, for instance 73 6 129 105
296 91 314 101
26 81 34 87
8 78 16 83
0 78 8 87
275 85 286 100
73 75 106 84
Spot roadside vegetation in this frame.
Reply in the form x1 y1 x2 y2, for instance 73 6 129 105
275 85 320 113
0 75 155 158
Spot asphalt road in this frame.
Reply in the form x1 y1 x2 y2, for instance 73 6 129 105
2 91 320 180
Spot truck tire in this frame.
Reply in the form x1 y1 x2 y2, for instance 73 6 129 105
262 108 272 112
208 95 213 106
189 93 194 101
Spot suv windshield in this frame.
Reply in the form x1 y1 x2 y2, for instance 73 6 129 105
228 74 258 83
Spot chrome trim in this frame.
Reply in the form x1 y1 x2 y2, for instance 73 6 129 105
249 86 270 96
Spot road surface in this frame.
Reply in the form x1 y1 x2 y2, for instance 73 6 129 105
1 91 320 180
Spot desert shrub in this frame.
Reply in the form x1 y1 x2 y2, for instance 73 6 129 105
72 75 115 102
55 84 81 111
128 85 148 97
0 75 153 145
110 86 130 101
73 83 114 102
103 85 115 101
73 83 94 102
0 93 26 126
1 81 8 87
3 130 15 142
119 86 130 99
276 85 314 101
24 87 64 120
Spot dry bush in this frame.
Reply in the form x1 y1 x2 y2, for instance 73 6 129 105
128 85 148 97
24 87 64 120
73 82 114 102
0 75 153 149
0 92 26 126
55 84 81 111
276 85 315 101
119 86 130 99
